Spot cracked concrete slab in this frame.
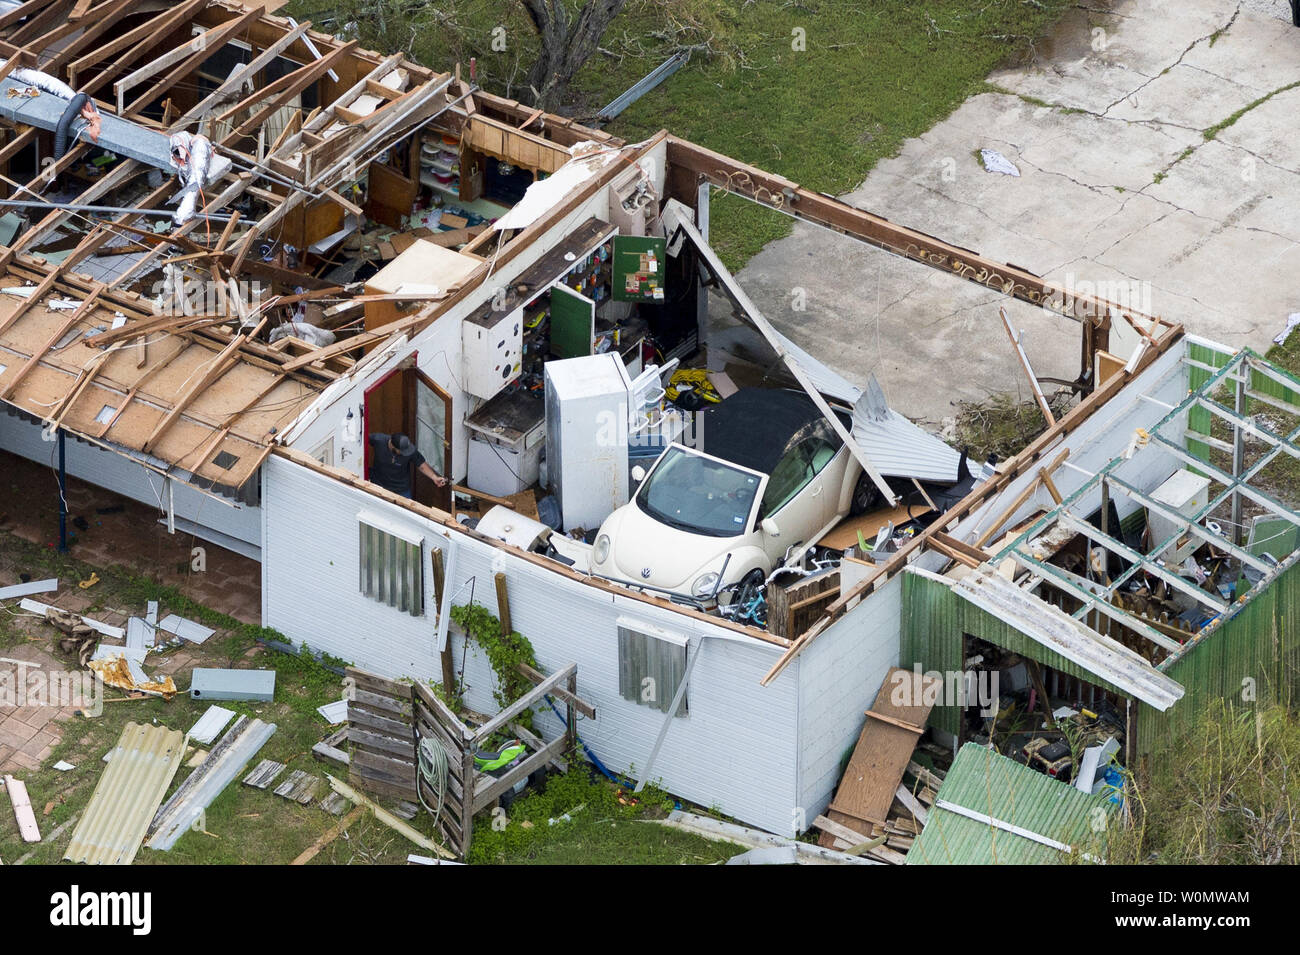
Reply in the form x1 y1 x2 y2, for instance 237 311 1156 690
737 0 1300 425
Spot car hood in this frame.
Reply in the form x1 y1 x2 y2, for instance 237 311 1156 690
596 500 744 594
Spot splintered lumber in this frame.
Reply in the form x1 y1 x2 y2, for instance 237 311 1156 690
4 775 41 843
292 805 365 865
325 774 455 860
817 666 940 851
243 759 286 789
274 770 321 804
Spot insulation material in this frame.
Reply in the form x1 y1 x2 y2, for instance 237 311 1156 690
87 653 178 700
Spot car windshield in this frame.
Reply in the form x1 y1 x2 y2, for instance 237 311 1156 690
636 446 760 537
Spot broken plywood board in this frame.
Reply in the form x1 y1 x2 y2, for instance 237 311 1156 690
274 769 320 804
243 758 287 790
156 613 215 644
817 666 940 850
4 775 41 843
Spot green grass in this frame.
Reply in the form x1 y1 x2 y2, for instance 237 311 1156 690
467 767 738 864
290 0 1074 271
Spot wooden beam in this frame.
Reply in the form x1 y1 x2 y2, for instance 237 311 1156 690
124 8 262 116
291 805 364 865
665 136 1174 330
171 18 313 131
141 317 266 452
224 40 358 137
68 0 206 89
44 0 136 72
0 0 58 34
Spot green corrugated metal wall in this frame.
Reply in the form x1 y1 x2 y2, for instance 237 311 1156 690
901 572 1127 738
902 561 1300 762
1186 340 1232 464
1138 557 1300 756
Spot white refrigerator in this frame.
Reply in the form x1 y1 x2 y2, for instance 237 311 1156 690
544 353 632 533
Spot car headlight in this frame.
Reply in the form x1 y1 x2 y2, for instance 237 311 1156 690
692 571 720 597
594 534 610 564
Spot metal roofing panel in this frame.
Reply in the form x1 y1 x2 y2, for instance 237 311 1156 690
146 716 276 851
907 743 1114 865
950 567 1184 711
64 722 185 865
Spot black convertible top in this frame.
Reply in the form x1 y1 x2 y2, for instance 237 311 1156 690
699 388 838 474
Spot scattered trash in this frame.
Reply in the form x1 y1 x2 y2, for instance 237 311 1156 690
52 760 76 772
156 613 214 645
979 148 1020 176
19 598 123 640
77 572 99 589
188 705 236 745
273 770 320 805
320 791 350 815
67 722 185 865
189 667 276 701
147 716 277 851
1274 313 1300 346
87 653 178 700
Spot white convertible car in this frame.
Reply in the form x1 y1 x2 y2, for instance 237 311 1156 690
591 388 971 602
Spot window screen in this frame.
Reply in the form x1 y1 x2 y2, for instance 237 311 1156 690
359 519 424 616
617 624 688 716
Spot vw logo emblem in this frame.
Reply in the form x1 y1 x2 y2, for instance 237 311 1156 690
640 567 652 579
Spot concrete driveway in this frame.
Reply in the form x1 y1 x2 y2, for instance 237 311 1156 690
737 0 1300 424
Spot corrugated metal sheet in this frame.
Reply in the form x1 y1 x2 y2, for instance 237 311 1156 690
64 722 185 865
1140 556 1300 757
953 568 1183 711
907 743 1114 865
770 328 966 482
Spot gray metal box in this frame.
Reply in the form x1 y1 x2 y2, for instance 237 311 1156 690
190 668 276 702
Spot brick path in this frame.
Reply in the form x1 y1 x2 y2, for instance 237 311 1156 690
0 643 83 774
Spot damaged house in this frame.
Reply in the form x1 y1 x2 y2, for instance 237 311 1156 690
0 0 1297 851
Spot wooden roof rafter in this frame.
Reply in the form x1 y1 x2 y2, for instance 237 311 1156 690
42 0 140 73
142 314 268 453
121 6 262 117
67 0 207 90
0 279 104 401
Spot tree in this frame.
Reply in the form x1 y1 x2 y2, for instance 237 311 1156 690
517 0 629 110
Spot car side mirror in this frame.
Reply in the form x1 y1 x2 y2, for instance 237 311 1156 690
761 517 780 537
631 465 647 483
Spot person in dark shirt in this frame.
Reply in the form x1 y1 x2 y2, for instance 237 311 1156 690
367 432 448 498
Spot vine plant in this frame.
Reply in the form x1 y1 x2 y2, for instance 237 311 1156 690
450 602 540 730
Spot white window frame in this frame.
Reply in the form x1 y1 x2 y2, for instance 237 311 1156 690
358 511 424 617
616 617 689 717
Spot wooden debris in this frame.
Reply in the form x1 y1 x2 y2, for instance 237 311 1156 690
4 775 41 843
325 774 455 860
274 769 320 804
320 791 351 815
291 805 364 865
243 758 287 789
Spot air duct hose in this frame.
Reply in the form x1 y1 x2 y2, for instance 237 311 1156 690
53 92 88 160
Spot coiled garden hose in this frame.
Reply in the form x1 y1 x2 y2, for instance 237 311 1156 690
417 736 449 828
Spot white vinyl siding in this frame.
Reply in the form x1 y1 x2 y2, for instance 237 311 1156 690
359 518 424 616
